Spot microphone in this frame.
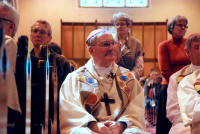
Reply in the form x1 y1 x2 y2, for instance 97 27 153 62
108 72 115 79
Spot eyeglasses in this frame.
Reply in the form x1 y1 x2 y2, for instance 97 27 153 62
0 18 12 23
97 41 118 47
175 24 188 29
115 22 127 28
32 28 48 35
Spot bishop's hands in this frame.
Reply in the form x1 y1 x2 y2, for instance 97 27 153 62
88 120 126 134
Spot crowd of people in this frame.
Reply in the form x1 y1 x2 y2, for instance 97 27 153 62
1 1 200 134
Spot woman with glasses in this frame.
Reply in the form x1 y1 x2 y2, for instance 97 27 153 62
156 15 190 134
112 12 144 80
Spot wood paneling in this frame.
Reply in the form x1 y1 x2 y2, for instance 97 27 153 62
61 21 167 77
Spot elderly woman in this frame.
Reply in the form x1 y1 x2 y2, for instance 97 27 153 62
156 15 191 134
112 12 144 80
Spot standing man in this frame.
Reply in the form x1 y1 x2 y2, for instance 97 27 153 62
60 29 146 134
0 1 21 133
30 20 71 134
167 33 200 134
30 20 52 57
177 33 200 134
29 20 53 133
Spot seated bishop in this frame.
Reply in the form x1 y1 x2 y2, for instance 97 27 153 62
59 29 147 134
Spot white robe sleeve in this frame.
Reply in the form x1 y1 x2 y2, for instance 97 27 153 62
5 36 21 113
59 73 96 134
166 73 183 124
177 76 200 127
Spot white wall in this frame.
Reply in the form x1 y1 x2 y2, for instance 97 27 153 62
17 0 200 46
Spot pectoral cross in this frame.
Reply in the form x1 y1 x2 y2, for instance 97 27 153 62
101 93 115 116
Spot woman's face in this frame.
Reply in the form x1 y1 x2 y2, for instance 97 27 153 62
115 19 129 35
172 19 188 38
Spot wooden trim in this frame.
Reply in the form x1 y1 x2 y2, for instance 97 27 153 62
61 22 167 26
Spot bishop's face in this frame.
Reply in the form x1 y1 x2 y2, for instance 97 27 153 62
30 23 52 49
88 33 119 67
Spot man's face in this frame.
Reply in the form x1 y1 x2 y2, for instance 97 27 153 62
88 33 118 67
30 23 52 48
186 41 200 66
172 20 188 38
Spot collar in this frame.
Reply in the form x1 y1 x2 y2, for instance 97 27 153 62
191 63 200 72
85 58 118 80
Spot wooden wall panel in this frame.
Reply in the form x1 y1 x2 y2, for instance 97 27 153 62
85 26 96 59
144 26 154 59
61 21 167 77
155 26 167 59
73 26 84 59
131 26 143 45
61 26 72 58
144 62 155 77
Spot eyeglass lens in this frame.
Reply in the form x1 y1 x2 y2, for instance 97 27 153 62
115 22 127 28
32 29 47 35
101 41 116 47
176 24 188 28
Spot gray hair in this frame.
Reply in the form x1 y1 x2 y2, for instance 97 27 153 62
31 20 52 36
0 1 19 37
185 33 200 49
113 12 132 26
167 15 188 34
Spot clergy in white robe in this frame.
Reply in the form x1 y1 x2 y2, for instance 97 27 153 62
167 33 200 134
60 29 146 134
166 64 200 134
177 33 200 134
177 69 200 134
0 3 21 133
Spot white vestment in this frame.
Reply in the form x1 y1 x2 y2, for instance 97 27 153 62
0 35 21 113
60 59 147 134
167 64 200 134
177 69 200 134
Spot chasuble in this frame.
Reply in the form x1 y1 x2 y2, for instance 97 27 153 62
60 59 146 134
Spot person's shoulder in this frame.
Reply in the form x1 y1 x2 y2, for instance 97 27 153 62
118 66 130 73
56 54 68 62
118 66 137 80
73 65 87 74
170 64 191 82
5 35 16 47
188 69 200 84
129 36 141 45
172 64 191 77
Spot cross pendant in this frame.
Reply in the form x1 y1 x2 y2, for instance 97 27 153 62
101 93 115 116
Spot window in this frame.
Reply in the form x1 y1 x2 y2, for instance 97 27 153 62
79 0 148 8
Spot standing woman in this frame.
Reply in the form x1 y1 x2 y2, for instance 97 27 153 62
112 12 144 80
156 15 190 134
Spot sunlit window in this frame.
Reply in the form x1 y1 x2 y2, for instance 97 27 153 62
79 0 148 7
126 0 148 7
